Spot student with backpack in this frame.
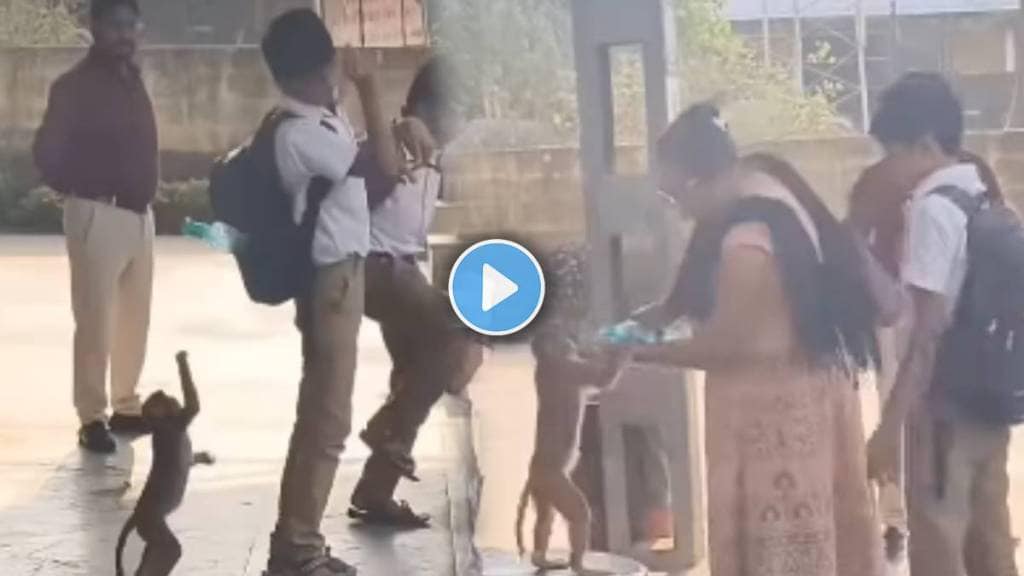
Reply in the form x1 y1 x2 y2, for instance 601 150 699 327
849 148 1009 560
243 10 408 576
866 72 1021 576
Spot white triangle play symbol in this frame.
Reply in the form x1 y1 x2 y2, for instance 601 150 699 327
482 263 519 312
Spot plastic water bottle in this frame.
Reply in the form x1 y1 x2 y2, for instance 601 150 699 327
597 320 662 345
182 218 243 252
597 319 692 345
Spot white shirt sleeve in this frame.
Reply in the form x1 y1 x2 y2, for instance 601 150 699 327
902 195 967 296
274 117 358 192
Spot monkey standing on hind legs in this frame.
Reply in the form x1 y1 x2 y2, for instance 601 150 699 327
515 247 627 575
116 351 200 576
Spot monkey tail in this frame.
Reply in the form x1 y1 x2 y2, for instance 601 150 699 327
514 478 532 559
115 513 136 576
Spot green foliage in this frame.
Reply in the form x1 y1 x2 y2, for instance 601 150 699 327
677 0 844 141
0 171 211 235
0 0 87 46
431 0 579 136
4 186 64 233
431 0 845 145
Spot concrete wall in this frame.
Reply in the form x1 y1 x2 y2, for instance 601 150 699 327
440 132 1024 244
135 0 426 48
0 45 429 180
3 44 1023 243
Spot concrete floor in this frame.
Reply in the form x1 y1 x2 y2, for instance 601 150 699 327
466 322 1024 576
2 235 1022 576
0 236 473 576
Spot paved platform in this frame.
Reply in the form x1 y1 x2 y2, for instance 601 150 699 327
466 339 1024 576
478 549 648 575
4 235 1022 576
0 236 478 575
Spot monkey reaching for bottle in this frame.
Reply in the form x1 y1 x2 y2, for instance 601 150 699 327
514 247 628 575
116 351 200 576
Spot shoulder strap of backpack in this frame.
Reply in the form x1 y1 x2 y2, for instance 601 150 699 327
930 185 985 219
260 109 339 227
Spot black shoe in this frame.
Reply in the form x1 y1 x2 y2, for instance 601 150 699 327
884 525 906 561
78 421 116 454
109 413 152 436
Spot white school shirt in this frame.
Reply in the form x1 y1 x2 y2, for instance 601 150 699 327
902 163 987 316
369 163 442 256
274 97 370 265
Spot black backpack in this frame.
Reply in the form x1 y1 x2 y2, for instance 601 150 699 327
933 186 1024 425
208 110 331 305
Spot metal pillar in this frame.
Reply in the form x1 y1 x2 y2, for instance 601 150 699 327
794 0 805 92
856 0 870 131
570 1 704 572
570 0 678 322
790 0 872 131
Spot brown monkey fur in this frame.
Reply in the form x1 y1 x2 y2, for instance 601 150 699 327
115 351 200 576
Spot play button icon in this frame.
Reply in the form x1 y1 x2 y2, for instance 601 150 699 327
482 264 519 312
449 239 546 336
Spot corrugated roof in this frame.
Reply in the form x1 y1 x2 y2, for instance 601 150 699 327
727 0 1018 21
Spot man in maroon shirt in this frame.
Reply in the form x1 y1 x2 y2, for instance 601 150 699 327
34 0 158 454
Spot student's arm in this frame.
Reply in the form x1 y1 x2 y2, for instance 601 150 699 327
875 287 946 429
351 145 399 210
33 78 75 194
867 286 946 482
868 194 961 481
630 244 784 371
343 48 403 180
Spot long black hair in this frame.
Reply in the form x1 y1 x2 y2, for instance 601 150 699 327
661 104 881 373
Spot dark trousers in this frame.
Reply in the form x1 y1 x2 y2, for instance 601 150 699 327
352 253 482 506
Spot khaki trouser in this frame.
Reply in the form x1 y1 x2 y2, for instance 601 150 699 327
271 257 364 563
906 405 1019 576
64 196 154 424
351 253 482 506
